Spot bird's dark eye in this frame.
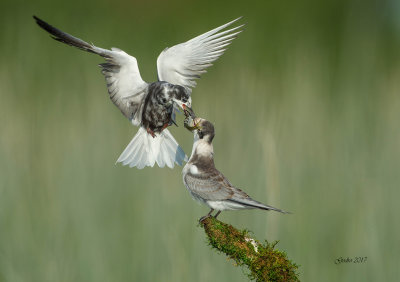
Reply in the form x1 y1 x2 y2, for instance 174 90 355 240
198 131 204 139
162 98 167 103
182 97 187 103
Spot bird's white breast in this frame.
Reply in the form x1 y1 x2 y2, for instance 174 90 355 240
189 164 199 175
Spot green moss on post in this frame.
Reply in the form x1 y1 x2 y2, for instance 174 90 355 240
200 217 299 282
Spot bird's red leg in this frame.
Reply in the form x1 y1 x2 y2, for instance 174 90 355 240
147 127 156 138
161 123 169 131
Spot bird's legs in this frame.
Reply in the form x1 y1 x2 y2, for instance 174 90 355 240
199 209 214 223
147 123 170 138
146 127 156 138
199 209 223 223
161 122 169 131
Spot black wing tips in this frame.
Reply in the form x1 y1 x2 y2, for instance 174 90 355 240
33 15 97 54
33 15 64 41
33 15 51 29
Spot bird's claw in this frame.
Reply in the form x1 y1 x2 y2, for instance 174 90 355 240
161 123 169 131
146 127 156 138
199 215 211 224
199 209 215 224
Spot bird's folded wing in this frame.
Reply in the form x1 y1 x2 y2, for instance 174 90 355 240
156 17 243 92
185 168 285 211
184 167 248 201
34 16 148 126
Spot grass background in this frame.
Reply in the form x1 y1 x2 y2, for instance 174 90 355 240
1 0 400 281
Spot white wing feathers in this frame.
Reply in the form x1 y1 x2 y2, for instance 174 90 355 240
99 49 148 125
33 16 148 125
35 16 244 169
157 17 243 90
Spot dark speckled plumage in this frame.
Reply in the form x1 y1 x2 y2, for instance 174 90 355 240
141 81 189 133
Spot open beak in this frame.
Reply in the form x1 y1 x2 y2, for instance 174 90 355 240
182 104 195 118
184 116 200 132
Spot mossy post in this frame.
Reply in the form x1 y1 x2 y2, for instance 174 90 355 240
200 217 299 282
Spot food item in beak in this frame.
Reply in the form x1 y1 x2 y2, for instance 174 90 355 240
184 115 198 131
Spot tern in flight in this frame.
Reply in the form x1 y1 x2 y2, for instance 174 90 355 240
34 16 243 169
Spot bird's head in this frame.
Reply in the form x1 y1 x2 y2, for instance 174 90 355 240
184 117 215 144
169 85 195 118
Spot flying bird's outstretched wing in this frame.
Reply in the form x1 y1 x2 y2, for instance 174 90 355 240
156 17 243 91
33 16 148 126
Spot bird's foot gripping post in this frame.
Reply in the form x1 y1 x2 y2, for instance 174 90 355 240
199 217 300 282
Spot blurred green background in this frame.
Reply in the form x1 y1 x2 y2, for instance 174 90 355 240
1 0 400 281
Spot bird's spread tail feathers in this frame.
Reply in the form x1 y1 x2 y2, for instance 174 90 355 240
117 128 187 169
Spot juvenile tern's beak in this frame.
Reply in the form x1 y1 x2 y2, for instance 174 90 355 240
184 116 201 132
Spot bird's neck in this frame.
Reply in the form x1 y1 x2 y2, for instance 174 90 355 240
189 135 214 161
